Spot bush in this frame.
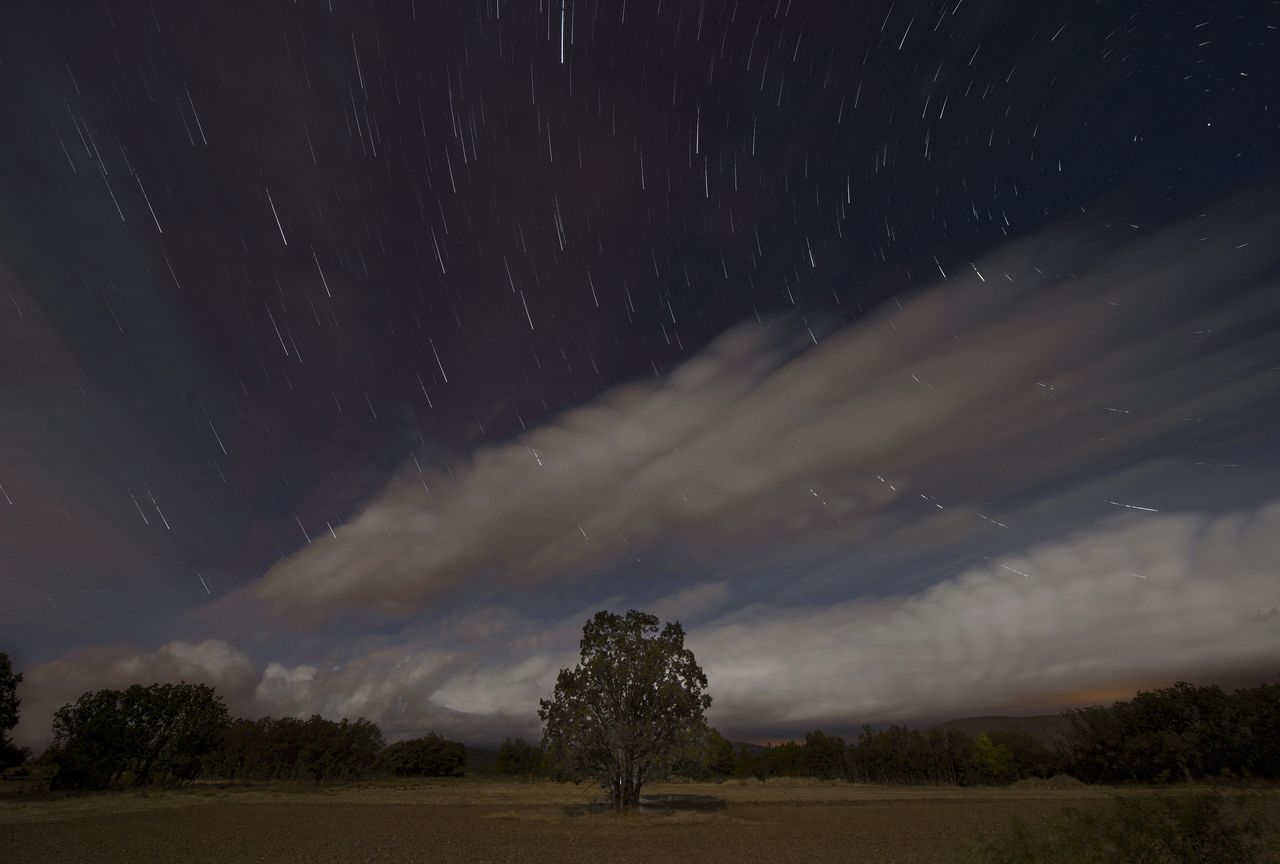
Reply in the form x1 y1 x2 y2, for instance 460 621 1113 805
961 792 1268 864
376 733 465 777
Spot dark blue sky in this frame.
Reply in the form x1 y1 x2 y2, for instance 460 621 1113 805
2 0 1278 746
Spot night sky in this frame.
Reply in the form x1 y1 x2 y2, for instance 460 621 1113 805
3 0 1279 748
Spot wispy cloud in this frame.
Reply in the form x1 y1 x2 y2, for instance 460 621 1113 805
17 501 1280 749
15 204 1280 747
694 502 1280 732
245 205 1280 625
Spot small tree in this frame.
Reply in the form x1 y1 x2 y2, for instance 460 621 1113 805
539 610 711 808
971 733 1014 784
705 728 736 778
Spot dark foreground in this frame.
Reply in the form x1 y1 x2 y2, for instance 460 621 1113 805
3 780 1278 864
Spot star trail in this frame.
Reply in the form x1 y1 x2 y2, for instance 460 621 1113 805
2 0 1278 748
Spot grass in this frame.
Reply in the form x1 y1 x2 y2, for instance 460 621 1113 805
4 778 1278 863
960 791 1272 863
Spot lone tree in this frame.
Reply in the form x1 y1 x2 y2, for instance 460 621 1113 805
539 610 711 809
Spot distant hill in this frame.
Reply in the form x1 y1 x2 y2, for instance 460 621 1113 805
936 714 1072 746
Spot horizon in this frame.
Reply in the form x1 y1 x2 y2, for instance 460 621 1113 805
3 1 1279 754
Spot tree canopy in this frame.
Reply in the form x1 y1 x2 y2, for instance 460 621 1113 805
47 682 229 789
494 737 544 776
376 732 465 777
205 715 385 782
539 609 711 808
1060 681 1280 783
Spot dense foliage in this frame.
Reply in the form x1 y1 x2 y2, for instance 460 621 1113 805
716 726 1054 786
205 714 385 782
377 733 466 777
845 726 1056 785
0 652 28 769
677 682 1280 787
539 610 711 808
35 678 469 788
493 737 544 776
20 663 1280 793
1060 682 1280 783
46 683 229 789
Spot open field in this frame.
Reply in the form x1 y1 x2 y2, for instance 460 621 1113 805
3 779 1279 864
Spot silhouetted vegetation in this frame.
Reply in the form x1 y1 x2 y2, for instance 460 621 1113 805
205 715 384 783
45 683 229 789
715 724 1057 785
493 737 544 776
36 681 472 788
21 670 1280 793
1059 682 1280 784
376 732 465 777
0 652 29 769
705 682 1280 787
961 792 1268 863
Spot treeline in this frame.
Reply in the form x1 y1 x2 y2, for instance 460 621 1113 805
1061 681 1280 783
29 681 468 790
480 727 1053 786
205 716 384 782
481 683 1280 787
9 667 1280 789
721 682 1280 786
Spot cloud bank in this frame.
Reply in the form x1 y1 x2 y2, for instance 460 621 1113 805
248 204 1280 625
15 501 1280 748
14 202 1280 747
695 502 1280 732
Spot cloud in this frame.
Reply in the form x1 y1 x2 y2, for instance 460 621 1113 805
13 639 257 748
292 501 1280 739
693 501 1280 733
13 203 1280 748
13 501 1280 749
650 580 733 623
245 203 1280 625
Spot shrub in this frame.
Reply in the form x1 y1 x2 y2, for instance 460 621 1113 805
961 792 1268 864
376 733 465 777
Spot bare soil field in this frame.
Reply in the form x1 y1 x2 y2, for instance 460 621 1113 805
3 779 1278 864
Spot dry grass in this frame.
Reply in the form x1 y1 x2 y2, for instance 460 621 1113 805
2 778 1277 864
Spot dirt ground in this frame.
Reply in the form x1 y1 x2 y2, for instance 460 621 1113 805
3 779 1277 864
